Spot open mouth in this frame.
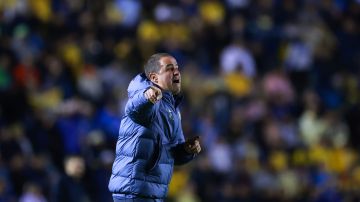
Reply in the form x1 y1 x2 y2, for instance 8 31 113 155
172 79 180 83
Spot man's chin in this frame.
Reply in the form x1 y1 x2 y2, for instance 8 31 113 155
172 87 181 95
171 83 181 94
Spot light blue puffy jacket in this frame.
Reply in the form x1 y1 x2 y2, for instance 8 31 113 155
108 73 194 199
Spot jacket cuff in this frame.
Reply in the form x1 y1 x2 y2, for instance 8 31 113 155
176 143 195 158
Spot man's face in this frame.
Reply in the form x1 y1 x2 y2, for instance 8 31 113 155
152 56 181 94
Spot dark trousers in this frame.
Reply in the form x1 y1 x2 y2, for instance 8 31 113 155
113 198 163 202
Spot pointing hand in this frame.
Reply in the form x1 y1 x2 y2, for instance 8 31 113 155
144 86 162 104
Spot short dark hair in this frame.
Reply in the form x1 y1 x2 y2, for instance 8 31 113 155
144 53 172 78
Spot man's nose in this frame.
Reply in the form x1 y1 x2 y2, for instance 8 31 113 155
174 68 180 75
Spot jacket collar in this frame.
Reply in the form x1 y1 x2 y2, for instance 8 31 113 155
173 93 184 108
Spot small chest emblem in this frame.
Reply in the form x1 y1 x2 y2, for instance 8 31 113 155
167 108 174 120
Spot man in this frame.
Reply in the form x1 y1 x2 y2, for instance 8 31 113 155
108 53 201 202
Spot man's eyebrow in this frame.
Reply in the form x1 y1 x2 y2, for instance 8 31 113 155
164 63 178 68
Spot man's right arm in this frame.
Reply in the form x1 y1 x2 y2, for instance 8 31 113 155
125 86 162 123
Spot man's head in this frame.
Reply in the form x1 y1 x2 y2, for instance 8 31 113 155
144 53 181 94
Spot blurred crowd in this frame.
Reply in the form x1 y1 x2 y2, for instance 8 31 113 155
0 0 360 201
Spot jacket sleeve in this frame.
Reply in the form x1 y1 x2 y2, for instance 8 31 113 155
125 88 156 124
172 142 195 165
172 109 196 165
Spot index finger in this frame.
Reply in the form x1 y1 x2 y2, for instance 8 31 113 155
150 86 161 93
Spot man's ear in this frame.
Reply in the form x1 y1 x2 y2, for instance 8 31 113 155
149 73 158 84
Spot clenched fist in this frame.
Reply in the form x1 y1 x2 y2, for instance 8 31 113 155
144 86 162 104
184 136 201 155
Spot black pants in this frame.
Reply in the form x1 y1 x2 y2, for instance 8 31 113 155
113 198 163 202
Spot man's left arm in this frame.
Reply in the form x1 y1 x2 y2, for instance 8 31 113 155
172 136 201 165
